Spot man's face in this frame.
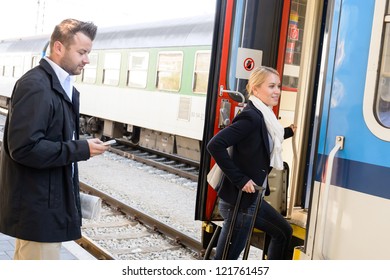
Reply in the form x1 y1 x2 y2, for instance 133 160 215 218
60 32 92 75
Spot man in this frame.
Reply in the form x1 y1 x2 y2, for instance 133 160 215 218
0 19 108 260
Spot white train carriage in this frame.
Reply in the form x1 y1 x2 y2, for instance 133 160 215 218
0 16 215 161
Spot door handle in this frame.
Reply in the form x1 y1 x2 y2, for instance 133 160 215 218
320 136 344 259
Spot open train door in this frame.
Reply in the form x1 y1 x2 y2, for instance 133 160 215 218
195 0 291 251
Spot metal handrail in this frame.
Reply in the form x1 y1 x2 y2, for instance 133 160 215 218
319 136 344 259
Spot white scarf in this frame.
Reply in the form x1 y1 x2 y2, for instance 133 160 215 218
249 95 284 170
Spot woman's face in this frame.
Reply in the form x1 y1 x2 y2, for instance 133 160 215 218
252 73 281 107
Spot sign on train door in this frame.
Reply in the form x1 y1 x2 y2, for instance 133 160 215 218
235 47 263 79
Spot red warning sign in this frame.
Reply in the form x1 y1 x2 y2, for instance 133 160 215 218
243 58 255 71
289 25 299 41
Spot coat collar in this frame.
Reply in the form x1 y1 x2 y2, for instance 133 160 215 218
39 58 73 104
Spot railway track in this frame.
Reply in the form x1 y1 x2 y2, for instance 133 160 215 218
105 139 199 182
77 181 204 260
0 113 204 260
0 109 200 183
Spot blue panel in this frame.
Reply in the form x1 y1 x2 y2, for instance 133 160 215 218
318 0 390 168
316 154 390 200
317 0 343 155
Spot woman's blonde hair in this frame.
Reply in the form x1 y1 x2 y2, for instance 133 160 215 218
246 66 279 96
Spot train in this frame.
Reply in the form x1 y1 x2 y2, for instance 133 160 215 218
0 15 214 162
196 0 390 260
1 0 390 261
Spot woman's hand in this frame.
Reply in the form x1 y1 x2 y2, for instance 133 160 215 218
289 124 297 133
242 180 256 193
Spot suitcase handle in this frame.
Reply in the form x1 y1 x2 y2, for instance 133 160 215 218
242 185 265 259
222 184 266 259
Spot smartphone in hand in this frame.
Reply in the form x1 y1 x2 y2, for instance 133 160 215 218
102 139 116 146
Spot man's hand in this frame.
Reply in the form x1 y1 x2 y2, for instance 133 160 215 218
87 138 108 157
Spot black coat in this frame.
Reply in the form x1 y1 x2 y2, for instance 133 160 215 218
207 101 293 209
0 59 90 242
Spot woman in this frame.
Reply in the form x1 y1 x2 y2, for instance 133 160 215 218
207 66 296 260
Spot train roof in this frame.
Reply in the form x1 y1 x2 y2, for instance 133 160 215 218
0 35 49 53
0 15 214 53
94 15 214 49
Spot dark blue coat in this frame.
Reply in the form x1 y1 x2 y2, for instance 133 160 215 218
207 101 293 209
0 59 90 242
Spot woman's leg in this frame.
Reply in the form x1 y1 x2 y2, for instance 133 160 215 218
214 199 255 260
254 200 292 260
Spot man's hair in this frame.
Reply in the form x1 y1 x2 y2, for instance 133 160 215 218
50 19 97 49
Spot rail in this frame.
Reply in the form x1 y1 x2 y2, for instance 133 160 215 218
320 135 344 259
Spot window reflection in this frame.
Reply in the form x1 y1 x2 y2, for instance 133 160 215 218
376 22 390 128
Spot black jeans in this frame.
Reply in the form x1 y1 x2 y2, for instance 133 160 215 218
214 198 292 260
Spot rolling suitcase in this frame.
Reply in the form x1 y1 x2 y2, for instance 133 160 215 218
222 184 266 260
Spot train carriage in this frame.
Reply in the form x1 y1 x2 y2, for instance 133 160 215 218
1 0 390 260
196 0 390 260
0 16 214 162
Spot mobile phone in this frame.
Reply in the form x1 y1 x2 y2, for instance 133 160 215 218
102 139 116 146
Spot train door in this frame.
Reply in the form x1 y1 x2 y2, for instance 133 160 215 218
298 0 390 260
195 0 325 257
195 0 288 251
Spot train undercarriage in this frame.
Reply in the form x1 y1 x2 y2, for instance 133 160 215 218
79 114 202 162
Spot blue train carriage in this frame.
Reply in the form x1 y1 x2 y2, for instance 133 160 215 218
196 0 390 260
300 0 390 260
0 16 214 162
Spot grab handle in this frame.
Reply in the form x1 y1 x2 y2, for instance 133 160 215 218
320 136 344 259
220 85 245 105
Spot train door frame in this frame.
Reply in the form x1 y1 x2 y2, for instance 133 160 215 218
196 0 333 257
286 0 327 215
196 0 296 252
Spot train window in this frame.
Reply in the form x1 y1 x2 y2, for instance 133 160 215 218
83 53 98 84
103 52 121 86
0 56 3 76
193 51 211 94
127 52 149 88
376 22 390 128
282 0 306 91
363 0 390 141
13 56 23 78
3 56 13 78
156 51 183 92
31 55 40 68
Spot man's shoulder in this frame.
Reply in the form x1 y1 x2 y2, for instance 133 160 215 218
18 61 50 82
24 58 53 76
